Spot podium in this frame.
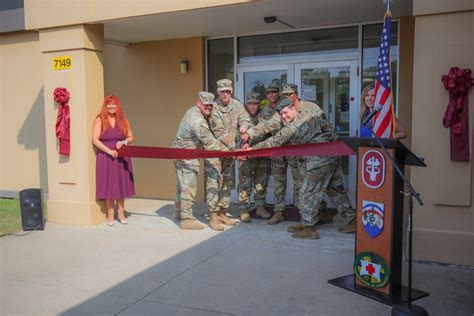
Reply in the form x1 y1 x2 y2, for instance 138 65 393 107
328 137 429 305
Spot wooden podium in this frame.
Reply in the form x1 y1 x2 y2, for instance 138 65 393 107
328 137 429 305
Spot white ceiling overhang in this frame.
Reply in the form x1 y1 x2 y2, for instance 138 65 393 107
103 0 413 43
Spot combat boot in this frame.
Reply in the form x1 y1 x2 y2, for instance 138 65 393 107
287 222 305 232
338 218 356 233
316 210 333 225
218 210 236 226
240 211 251 223
320 200 329 211
267 211 284 225
289 211 333 229
291 225 319 239
180 219 204 230
173 211 181 222
209 212 224 231
255 206 271 219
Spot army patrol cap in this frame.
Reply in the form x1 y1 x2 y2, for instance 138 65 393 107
216 79 233 92
198 91 217 105
266 83 280 92
275 98 294 112
280 84 298 95
246 92 260 103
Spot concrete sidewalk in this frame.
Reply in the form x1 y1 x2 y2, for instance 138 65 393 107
1 198 473 315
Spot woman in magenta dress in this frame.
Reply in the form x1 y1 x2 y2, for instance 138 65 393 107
92 95 135 226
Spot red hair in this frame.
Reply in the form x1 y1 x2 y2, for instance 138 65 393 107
97 95 129 136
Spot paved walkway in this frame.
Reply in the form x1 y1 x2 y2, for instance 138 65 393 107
1 198 473 315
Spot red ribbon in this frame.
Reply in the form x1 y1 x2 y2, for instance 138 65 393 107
441 67 473 161
53 87 71 156
55 104 70 155
118 141 355 160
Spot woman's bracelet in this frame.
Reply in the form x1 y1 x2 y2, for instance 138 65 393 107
121 139 128 146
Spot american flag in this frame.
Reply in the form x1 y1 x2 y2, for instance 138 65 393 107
373 12 396 138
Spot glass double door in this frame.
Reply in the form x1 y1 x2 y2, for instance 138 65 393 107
234 60 358 206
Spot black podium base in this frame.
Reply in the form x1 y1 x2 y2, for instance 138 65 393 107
328 274 429 306
391 303 429 316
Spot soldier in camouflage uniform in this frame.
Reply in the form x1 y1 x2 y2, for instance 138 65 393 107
172 92 228 231
250 98 356 239
280 84 326 119
262 83 302 225
238 92 272 222
279 84 331 221
209 79 251 227
242 84 330 225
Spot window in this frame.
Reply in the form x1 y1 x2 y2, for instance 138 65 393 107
207 38 234 95
238 27 358 62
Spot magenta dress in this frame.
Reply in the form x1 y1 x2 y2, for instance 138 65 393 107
96 125 135 200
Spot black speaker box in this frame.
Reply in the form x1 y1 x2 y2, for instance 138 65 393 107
19 188 45 231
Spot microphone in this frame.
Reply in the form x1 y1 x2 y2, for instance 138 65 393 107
363 105 382 127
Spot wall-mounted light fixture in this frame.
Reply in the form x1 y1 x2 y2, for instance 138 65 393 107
180 61 189 74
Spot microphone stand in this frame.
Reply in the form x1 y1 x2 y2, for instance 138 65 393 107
364 122 428 316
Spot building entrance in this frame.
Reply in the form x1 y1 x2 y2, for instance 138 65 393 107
234 59 359 207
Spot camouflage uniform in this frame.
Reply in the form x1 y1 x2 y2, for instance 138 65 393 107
209 80 251 211
298 100 326 119
172 102 226 220
238 96 270 211
252 106 355 226
247 93 324 212
249 103 300 211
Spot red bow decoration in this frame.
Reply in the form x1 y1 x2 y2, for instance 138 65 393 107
441 67 473 161
53 87 71 156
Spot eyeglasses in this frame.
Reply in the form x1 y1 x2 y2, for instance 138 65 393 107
219 90 232 95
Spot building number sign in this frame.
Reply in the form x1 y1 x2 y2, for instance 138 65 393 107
53 56 72 70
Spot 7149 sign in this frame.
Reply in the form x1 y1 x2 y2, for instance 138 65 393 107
53 56 72 70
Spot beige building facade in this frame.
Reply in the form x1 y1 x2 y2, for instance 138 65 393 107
0 0 472 266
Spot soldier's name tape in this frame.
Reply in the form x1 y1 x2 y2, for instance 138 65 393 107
118 141 355 160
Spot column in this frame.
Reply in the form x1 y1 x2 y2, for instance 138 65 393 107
40 24 105 225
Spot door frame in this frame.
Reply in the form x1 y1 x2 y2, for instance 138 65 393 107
234 58 360 206
294 60 359 204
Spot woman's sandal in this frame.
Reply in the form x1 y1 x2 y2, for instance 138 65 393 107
107 221 114 226
118 217 128 225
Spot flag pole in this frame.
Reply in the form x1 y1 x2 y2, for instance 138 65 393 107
384 0 391 13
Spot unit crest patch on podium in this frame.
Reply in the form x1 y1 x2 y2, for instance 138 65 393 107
362 150 385 189
354 252 390 288
362 200 384 238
